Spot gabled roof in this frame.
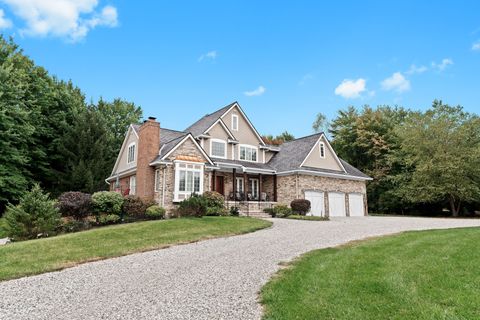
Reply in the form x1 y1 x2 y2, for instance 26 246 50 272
184 102 236 137
268 133 371 180
267 133 322 172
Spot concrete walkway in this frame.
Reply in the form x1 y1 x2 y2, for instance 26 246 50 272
1 216 480 320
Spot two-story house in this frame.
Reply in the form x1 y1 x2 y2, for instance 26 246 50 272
106 102 371 217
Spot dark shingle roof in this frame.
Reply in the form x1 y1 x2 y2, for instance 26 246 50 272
268 133 322 172
150 128 188 163
210 158 275 171
267 133 371 179
184 102 236 137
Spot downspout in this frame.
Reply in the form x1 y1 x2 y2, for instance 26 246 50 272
162 166 166 207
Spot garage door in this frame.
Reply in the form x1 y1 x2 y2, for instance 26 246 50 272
348 193 365 217
304 191 325 217
328 192 346 217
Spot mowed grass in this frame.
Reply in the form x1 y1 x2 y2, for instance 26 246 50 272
0 216 271 281
285 215 329 221
261 227 480 320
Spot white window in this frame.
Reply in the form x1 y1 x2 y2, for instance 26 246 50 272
236 177 244 193
210 139 226 158
154 169 161 192
319 142 326 158
174 162 204 201
239 145 258 162
127 143 136 164
129 175 136 195
232 114 239 131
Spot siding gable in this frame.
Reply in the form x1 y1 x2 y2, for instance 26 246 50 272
301 136 344 171
112 126 138 175
204 122 232 159
221 105 264 146
166 137 210 163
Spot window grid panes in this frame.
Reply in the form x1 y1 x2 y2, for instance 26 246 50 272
127 144 135 163
239 146 257 161
211 140 226 158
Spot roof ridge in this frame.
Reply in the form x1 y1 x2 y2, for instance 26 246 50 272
161 127 185 133
161 133 188 145
283 132 324 144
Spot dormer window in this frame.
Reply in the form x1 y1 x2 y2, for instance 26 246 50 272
127 143 136 163
232 114 239 131
319 142 325 158
211 139 226 158
239 145 257 162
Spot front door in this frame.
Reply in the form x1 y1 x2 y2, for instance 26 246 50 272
215 176 225 195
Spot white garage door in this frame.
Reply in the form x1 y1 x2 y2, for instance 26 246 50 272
328 192 346 217
348 193 365 217
304 191 325 217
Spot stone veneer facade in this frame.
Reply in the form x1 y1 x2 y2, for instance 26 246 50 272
276 174 367 216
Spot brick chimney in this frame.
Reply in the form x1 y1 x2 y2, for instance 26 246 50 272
136 117 160 200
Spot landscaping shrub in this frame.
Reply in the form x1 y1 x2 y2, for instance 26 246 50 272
273 204 293 218
98 214 120 225
145 205 166 220
122 195 150 218
263 207 274 217
290 199 311 216
91 191 124 215
62 220 91 233
57 192 92 220
4 184 61 240
230 206 240 216
177 194 208 217
203 191 227 216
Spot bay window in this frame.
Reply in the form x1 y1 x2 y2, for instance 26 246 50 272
174 162 204 201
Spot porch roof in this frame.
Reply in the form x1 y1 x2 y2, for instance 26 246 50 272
209 158 276 174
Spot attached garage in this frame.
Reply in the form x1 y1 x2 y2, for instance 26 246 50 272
305 191 325 217
348 193 365 217
328 192 346 217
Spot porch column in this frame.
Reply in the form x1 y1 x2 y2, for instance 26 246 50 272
232 168 236 200
258 173 262 203
243 171 248 201
212 170 216 192
273 174 277 202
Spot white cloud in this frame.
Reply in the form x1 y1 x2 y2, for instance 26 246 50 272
381 72 410 93
244 85 266 97
334 78 366 99
405 64 428 75
0 9 12 29
0 0 118 41
431 58 453 71
198 50 217 62
472 42 480 51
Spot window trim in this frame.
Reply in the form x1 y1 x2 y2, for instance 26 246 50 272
173 161 205 202
129 175 136 195
319 142 326 158
231 114 239 131
127 142 136 164
238 144 258 162
210 138 227 159
235 177 244 193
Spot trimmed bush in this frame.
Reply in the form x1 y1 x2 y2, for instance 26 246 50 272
145 205 166 220
263 207 274 216
290 199 311 216
57 192 92 220
122 195 149 218
91 191 124 215
4 184 61 240
230 206 240 216
273 204 293 218
177 194 208 218
98 214 120 225
203 191 227 216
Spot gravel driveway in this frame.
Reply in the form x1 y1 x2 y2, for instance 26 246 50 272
1 216 480 320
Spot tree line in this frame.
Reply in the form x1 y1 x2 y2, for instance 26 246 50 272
0 36 143 213
313 101 480 216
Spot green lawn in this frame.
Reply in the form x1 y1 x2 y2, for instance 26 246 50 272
261 227 480 320
0 216 271 281
285 215 329 221
0 217 6 238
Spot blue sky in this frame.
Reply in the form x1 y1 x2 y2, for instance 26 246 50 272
1 1 479 137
